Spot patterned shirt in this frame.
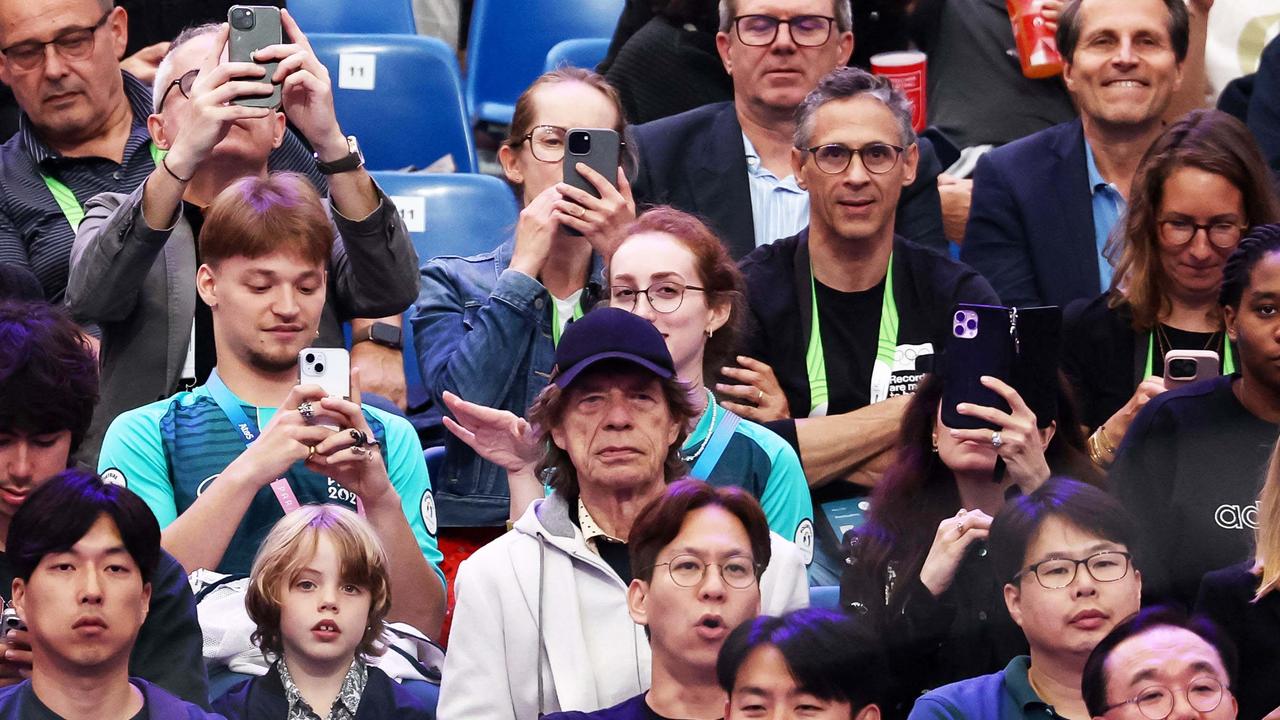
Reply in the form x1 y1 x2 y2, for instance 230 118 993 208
743 132 809 249
278 657 368 720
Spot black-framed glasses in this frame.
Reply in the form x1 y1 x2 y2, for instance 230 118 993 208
157 68 200 113
609 282 706 314
802 142 906 175
650 554 760 589
0 9 113 72
1157 218 1248 249
1100 676 1227 719
1013 550 1132 589
733 14 835 47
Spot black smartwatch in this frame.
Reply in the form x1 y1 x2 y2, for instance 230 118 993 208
314 135 364 175
352 321 403 350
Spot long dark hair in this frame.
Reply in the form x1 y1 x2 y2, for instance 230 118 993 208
853 374 1100 600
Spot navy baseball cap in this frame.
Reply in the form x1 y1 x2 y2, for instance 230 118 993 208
550 307 676 389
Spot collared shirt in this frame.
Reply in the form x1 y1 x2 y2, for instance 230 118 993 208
578 497 626 548
743 132 809 249
278 657 368 720
1083 137 1127 293
576 497 632 581
909 655 1069 720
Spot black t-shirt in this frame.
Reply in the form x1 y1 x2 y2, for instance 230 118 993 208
19 682 148 720
1111 375 1280 608
182 202 215 386
813 277 884 414
542 693 709 720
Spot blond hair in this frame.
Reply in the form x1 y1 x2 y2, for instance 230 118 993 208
1255 441 1280 599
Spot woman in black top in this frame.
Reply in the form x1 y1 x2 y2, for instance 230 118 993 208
1063 109 1279 465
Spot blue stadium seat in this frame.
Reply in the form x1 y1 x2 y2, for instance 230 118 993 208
370 172 519 410
309 34 476 172
289 0 417 34
465 0 624 126
543 38 611 73
424 445 446 482
809 585 841 610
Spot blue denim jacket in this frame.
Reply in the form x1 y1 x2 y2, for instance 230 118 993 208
411 239 603 527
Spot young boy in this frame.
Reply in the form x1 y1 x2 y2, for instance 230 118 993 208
214 505 432 719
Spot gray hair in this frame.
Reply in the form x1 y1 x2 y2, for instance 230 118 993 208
793 66 916 149
152 23 221 112
718 0 852 34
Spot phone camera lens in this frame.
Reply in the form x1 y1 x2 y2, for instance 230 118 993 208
305 353 315 364
954 311 964 322
568 131 591 155
231 8 255 30
1168 358 1195 378
954 324 964 335
966 319 977 330
314 363 325 373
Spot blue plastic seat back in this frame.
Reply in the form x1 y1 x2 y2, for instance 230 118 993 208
288 0 417 34
370 172 519 409
465 0 625 125
543 37 611 73
309 34 476 172
809 585 841 609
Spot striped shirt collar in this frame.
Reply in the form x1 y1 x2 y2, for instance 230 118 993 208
18 71 154 167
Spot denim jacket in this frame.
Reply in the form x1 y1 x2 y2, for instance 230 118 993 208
411 238 604 527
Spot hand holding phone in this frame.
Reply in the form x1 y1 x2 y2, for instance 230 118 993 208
299 348 351 399
228 5 283 108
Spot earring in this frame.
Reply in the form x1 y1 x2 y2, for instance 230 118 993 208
706 329 714 339
930 434 939 453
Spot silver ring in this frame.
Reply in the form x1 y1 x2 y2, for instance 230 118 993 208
991 431 1003 449
297 401 315 420
349 428 368 447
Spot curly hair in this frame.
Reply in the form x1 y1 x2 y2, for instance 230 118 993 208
1220 223 1280 309
0 301 98 452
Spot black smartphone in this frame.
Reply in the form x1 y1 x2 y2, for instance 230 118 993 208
561 128 620 200
941 304 1061 430
227 5 282 108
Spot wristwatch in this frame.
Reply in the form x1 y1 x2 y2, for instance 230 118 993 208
352 321 403 350
314 135 364 175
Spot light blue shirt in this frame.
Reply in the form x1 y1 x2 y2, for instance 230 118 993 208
744 132 810 247
1084 137 1127 292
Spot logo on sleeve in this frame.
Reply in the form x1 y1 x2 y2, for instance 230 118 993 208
794 518 814 565
421 490 438 536
100 468 127 487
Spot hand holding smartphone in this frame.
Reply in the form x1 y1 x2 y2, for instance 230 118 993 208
561 128 621 199
227 5 282 108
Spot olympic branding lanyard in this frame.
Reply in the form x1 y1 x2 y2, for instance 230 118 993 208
550 294 584 347
41 143 166 230
1143 333 1236 379
805 254 899 416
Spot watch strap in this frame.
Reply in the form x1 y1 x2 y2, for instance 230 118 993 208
315 135 364 175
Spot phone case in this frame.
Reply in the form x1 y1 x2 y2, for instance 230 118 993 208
298 348 351 399
1163 349 1219 390
941 304 1062 430
561 128 620 200
228 5 282 108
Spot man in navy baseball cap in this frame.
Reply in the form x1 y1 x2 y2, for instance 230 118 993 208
550 306 678 389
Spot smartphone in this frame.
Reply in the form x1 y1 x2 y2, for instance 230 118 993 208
1 607 24 640
561 128 620 200
941 304 1062 430
298 347 350 399
1164 349 1218 391
227 5 282 108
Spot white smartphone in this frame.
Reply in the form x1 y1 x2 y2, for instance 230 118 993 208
1163 349 1218 391
298 347 351 398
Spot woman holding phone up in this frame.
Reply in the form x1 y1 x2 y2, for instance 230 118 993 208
1062 109 1279 467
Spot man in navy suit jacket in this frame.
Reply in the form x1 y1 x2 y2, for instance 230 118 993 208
630 0 947 259
961 0 1191 308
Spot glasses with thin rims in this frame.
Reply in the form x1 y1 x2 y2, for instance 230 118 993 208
1012 550 1132 589
1157 218 1248 249
733 14 835 47
650 554 760 589
803 142 906 175
157 68 200 113
0 9 113 72
1100 676 1227 719
609 282 707 314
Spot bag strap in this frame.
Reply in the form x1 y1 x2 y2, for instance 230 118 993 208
193 573 249 603
690 412 742 479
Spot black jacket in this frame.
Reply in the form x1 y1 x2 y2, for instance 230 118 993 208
213 664 433 720
1196 562 1280 720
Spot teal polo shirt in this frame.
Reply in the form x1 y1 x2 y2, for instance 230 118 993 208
908 656 1069 720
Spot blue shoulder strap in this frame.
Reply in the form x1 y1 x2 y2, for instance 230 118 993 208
690 412 742 479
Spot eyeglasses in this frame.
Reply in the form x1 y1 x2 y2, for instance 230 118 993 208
650 554 760 589
0 9 113 72
1157 218 1248 249
1101 676 1228 719
609 282 706 314
516 125 568 163
157 68 200 113
733 14 835 47
802 142 906 175
1013 550 1132 589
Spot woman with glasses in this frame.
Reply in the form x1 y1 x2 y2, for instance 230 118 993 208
1062 109 1280 468
839 373 1099 717
412 68 636 539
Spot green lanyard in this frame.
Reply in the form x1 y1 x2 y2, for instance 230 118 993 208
805 254 899 415
41 143 166 231
1144 331 1236 378
549 293 584 347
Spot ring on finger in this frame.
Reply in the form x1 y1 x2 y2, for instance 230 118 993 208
991 431 1003 449
298 401 315 421
307 445 316 459
349 428 368 447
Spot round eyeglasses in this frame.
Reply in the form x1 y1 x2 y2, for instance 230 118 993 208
1100 676 1228 720
0 9 112 72
1013 550 1132 589
609 282 706 314
1157 218 1248 249
733 14 835 47
518 124 568 163
650 554 760 589
803 142 906 175
157 68 200 113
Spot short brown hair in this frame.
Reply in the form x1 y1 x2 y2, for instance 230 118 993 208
526 361 697 500
611 207 747 383
629 479 772 584
199 173 333 269
0 301 98 452
245 505 392 660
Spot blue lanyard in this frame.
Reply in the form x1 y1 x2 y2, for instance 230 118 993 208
204 369 302 514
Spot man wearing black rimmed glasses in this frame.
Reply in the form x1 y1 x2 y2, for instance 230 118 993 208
630 0 948 261
907 479 1143 720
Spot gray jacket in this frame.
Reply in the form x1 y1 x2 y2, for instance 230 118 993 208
66 179 418 463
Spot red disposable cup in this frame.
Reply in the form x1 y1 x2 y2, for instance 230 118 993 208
1007 0 1063 79
870 51 927 133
